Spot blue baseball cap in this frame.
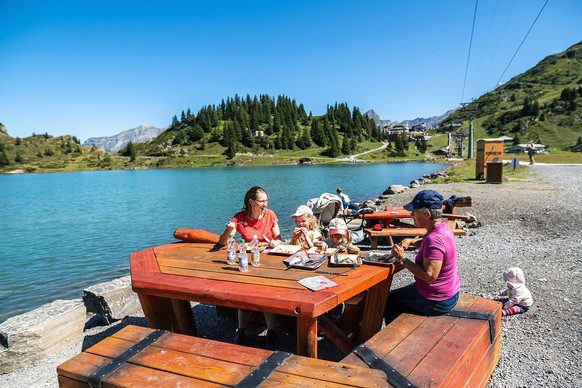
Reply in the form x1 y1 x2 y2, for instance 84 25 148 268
403 190 444 211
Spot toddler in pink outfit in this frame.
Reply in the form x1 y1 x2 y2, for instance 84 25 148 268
498 267 533 316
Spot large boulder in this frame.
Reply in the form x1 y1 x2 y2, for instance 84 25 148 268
82 275 142 325
0 299 86 373
383 184 408 195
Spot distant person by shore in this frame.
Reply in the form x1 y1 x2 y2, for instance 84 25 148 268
527 144 535 165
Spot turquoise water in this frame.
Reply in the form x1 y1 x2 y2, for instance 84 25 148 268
0 162 446 322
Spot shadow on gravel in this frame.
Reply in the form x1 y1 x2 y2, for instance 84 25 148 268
81 304 346 362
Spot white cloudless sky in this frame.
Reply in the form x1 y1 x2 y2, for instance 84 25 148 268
1 0 580 141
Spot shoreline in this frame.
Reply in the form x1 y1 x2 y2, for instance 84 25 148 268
2 164 581 386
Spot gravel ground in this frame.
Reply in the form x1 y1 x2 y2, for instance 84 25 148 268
1 164 580 387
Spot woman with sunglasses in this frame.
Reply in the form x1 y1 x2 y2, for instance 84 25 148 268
219 186 282 247
218 186 282 349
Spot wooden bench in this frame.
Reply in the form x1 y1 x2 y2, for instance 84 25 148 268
364 226 468 248
341 293 501 388
57 324 388 387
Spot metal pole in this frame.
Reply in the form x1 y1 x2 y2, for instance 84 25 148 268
468 112 474 159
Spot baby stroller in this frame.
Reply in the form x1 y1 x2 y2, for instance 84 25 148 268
341 205 376 244
306 193 343 237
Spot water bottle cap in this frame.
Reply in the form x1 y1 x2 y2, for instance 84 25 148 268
229 234 234 237
240 239 245 243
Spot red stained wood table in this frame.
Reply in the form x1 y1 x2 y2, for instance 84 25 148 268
360 206 413 227
130 242 397 358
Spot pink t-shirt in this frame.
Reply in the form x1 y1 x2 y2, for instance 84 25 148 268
414 222 460 301
231 209 279 242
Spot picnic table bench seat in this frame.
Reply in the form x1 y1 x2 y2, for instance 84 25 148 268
57 324 389 387
364 226 467 248
341 293 501 388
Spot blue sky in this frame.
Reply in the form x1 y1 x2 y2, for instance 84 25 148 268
1 0 580 141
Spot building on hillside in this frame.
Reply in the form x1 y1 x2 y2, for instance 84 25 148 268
253 130 264 137
506 143 546 153
411 122 427 131
497 135 513 144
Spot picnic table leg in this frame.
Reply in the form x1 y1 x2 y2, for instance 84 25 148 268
358 275 393 343
318 315 356 355
369 235 378 249
296 317 318 358
138 294 197 336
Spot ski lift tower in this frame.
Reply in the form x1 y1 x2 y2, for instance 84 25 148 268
460 102 476 159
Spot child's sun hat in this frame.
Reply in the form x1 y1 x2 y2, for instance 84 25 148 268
328 217 348 235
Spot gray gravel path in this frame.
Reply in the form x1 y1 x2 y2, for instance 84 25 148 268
1 164 580 387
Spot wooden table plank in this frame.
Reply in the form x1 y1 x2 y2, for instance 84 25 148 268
130 242 395 358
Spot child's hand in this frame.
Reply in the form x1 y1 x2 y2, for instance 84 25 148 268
313 241 327 252
293 227 309 237
337 245 347 253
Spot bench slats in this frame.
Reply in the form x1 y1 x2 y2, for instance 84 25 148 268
341 294 501 388
58 325 389 387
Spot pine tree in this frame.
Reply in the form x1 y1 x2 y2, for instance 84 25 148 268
311 118 326 147
341 135 351 155
416 138 427 153
0 149 10 166
300 127 312 149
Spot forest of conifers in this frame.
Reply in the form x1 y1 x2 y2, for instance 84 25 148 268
163 94 386 158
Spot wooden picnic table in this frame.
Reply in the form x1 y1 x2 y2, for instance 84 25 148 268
130 242 397 359
360 206 413 227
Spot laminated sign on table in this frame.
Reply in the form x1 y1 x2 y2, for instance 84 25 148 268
298 275 338 291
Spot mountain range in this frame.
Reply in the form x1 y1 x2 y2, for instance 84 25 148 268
365 109 456 130
83 124 165 154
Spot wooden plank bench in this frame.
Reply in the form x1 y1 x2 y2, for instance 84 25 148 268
57 324 388 387
364 226 468 248
341 293 501 388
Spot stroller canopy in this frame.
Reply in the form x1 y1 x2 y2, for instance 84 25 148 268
306 193 343 228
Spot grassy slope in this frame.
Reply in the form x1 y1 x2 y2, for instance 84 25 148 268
1 43 581 173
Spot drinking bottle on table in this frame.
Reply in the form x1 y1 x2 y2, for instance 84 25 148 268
226 234 236 265
238 240 249 272
250 234 261 266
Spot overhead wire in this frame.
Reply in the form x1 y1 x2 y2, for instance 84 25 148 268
469 0 499 96
495 0 549 86
461 0 479 103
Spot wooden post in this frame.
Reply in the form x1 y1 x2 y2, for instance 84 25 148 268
296 317 318 358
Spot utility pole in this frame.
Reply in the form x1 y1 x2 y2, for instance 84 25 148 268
460 102 475 159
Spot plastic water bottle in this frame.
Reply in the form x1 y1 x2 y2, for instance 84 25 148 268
250 234 261 266
238 240 249 272
226 234 236 265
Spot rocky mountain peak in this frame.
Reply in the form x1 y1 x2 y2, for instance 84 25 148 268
83 124 165 154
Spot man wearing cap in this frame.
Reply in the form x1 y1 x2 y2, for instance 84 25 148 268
384 189 460 324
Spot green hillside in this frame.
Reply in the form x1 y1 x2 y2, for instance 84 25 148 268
1 96 428 172
437 40 582 153
2 41 581 173
0 131 116 172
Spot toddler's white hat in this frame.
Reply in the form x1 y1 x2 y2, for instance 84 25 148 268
291 205 313 218
503 267 526 286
